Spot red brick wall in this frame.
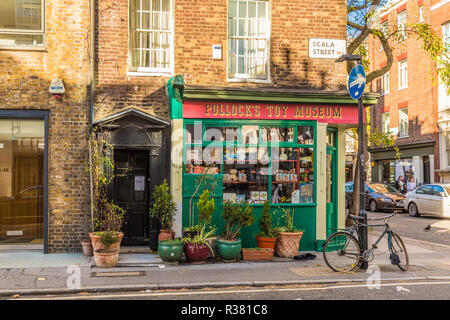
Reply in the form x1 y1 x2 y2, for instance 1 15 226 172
95 0 348 122
368 0 441 180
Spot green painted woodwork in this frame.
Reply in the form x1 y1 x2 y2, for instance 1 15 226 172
183 87 379 105
326 128 338 238
167 77 183 119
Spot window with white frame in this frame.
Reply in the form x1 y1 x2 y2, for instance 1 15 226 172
381 72 390 95
399 108 409 137
129 0 172 73
398 59 408 89
380 21 388 50
228 0 270 80
398 10 407 41
0 0 44 48
382 112 390 133
443 22 450 51
419 6 424 22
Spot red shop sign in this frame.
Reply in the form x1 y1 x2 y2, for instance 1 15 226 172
183 100 359 124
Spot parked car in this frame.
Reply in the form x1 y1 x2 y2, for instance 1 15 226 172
345 182 406 212
404 184 450 217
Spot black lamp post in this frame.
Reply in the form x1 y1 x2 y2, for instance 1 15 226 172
335 54 368 270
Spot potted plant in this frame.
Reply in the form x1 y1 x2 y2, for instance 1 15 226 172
274 208 304 258
158 239 184 265
93 230 121 268
216 201 255 262
255 200 277 250
242 248 274 261
182 224 216 264
182 189 215 238
86 130 125 265
149 180 177 242
80 239 93 256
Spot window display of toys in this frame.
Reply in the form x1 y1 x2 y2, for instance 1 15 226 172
223 193 236 202
230 169 239 182
238 170 247 182
236 194 246 203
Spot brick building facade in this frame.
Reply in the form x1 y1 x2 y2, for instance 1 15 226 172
0 0 92 252
1 0 358 252
368 0 445 186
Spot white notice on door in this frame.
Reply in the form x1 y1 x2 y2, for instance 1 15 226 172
135 176 145 191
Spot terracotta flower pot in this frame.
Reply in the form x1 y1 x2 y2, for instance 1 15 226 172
158 229 174 242
89 232 124 252
275 232 303 258
184 242 211 264
93 249 119 268
80 240 93 256
256 236 277 250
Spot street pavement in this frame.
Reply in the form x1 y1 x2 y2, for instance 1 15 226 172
0 211 450 299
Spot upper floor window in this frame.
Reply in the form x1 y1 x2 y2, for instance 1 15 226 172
0 0 44 49
399 108 409 137
398 59 408 89
228 0 270 81
380 21 388 50
382 112 390 133
446 132 450 167
419 6 424 22
443 22 450 51
398 10 407 41
381 72 390 95
129 0 173 74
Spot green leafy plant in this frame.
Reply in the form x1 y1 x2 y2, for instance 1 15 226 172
274 208 304 236
182 224 217 256
197 189 215 228
87 129 125 234
257 200 276 238
149 180 177 230
221 201 255 240
97 231 119 252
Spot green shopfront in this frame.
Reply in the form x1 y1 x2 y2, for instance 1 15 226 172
168 79 377 251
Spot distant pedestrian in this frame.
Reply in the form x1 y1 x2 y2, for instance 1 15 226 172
406 177 416 192
395 176 405 193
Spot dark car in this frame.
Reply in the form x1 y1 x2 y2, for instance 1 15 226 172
345 182 406 212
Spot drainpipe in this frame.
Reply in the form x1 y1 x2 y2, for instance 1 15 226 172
90 0 95 129
89 0 96 232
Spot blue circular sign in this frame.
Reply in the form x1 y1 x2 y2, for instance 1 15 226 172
348 65 366 100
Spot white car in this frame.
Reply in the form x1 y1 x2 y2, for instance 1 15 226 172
404 184 450 217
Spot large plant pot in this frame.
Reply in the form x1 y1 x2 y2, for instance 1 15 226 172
256 236 277 250
216 238 242 262
89 232 123 252
80 240 93 256
158 229 174 242
93 249 119 268
275 232 303 258
158 240 184 265
184 243 211 264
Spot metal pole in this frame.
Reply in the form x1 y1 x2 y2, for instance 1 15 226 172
357 58 368 269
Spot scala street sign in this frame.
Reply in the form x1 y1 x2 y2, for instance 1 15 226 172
309 39 346 59
348 65 366 100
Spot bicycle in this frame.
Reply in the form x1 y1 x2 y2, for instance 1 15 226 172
322 212 409 273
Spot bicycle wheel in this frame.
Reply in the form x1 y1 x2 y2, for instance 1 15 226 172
323 232 361 272
390 232 409 271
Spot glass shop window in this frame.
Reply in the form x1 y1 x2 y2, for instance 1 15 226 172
223 146 269 204
205 126 238 142
261 127 295 142
271 147 314 204
185 145 222 175
298 126 314 144
185 123 203 144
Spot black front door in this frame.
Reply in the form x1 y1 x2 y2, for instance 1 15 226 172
113 150 149 246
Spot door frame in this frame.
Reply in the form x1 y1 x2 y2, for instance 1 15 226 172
0 110 49 253
326 127 338 237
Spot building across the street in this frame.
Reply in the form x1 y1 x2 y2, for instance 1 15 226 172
368 0 450 186
0 0 378 253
